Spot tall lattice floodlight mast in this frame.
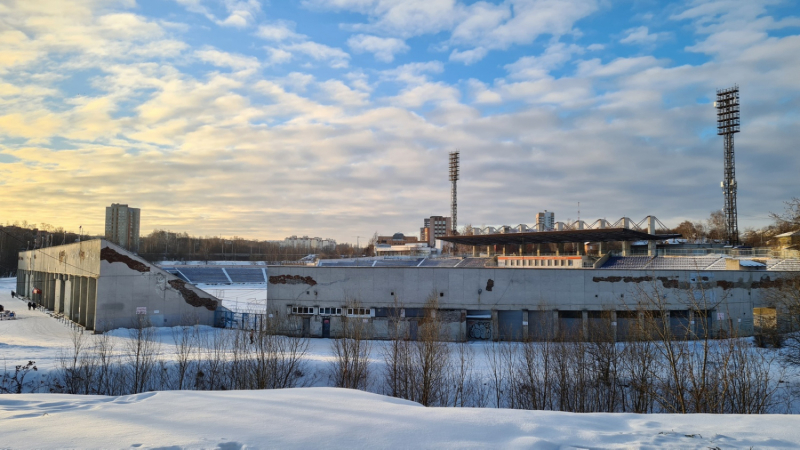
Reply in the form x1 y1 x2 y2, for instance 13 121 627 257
449 151 460 234
716 85 741 246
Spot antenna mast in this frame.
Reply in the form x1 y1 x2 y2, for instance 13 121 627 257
716 85 741 246
449 151 460 234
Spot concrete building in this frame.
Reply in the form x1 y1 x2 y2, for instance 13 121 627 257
377 233 419 245
105 203 140 252
536 211 555 231
16 240 220 332
280 236 336 251
267 263 797 341
420 216 452 246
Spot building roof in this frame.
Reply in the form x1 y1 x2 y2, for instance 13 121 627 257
775 230 800 238
437 228 680 246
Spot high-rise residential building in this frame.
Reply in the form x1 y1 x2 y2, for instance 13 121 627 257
420 216 452 246
105 203 140 251
535 211 555 231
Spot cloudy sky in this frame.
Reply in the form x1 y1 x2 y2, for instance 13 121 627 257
1 0 798 243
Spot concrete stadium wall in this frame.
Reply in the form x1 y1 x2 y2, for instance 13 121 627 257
267 266 794 340
18 240 219 332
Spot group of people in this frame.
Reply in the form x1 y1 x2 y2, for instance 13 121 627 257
27 301 38 310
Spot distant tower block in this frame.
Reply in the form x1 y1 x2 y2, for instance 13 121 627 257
449 151 460 234
716 86 741 246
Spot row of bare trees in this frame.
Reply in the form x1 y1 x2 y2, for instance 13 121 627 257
52 315 312 396
327 287 789 414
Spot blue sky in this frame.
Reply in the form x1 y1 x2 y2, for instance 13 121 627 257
1 0 799 243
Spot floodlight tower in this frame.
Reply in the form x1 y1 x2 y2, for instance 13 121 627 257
716 85 741 246
449 151 460 234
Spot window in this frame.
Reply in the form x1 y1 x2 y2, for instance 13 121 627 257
319 307 342 316
291 306 316 315
568 260 574 267
346 307 373 317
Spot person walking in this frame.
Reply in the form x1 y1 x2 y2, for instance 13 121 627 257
27 301 32 310
10 290 15 298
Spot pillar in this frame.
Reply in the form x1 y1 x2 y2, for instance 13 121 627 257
55 276 64 314
522 310 530 341
582 310 589 340
79 277 89 327
519 244 524 256
622 241 631 257
86 278 97 331
502 246 507 256
536 244 541 256
556 243 564 256
487 245 492 257
472 246 477 257
647 215 657 256
611 311 618 342
491 310 499 341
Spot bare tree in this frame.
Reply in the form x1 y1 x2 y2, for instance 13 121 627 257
330 300 372 390
125 315 162 394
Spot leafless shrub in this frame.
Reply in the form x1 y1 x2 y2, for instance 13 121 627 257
330 300 372 390
125 315 162 394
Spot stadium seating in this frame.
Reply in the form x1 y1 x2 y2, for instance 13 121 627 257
225 268 267 283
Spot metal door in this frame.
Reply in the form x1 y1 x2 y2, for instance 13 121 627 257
302 317 310 337
322 318 331 338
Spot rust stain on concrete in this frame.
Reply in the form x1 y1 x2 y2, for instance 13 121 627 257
100 247 150 272
168 279 218 310
269 275 317 286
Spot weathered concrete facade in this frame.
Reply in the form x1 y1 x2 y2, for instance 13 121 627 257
268 265 795 340
17 240 219 332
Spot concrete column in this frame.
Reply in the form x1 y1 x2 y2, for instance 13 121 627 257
552 310 560 337
622 241 631 257
491 310 499 341
522 310 530 341
487 245 492 257
71 275 81 322
502 246 507 256
86 278 97 331
536 244 541 256
63 277 72 319
519 244 524 256
647 215 657 256
79 277 89 327
55 276 64 313
556 243 564 256
611 311 618 342
472 246 477 257
582 310 589 340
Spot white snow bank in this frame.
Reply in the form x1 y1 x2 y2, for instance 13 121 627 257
2 387 800 449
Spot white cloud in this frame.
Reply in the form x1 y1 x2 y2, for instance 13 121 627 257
380 61 444 84
255 22 306 41
347 34 408 62
196 48 261 72
176 0 261 28
266 47 293 65
620 26 663 45
284 41 351 68
504 43 583 79
449 47 487 65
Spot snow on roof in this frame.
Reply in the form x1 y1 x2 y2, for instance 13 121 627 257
775 230 800 238
739 260 766 267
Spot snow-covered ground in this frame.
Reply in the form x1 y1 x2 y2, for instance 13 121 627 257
4 388 800 449
3 277 800 449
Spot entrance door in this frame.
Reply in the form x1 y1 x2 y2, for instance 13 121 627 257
322 318 331 338
302 317 310 337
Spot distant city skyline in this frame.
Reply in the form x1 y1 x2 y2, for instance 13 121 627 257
1 0 798 244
